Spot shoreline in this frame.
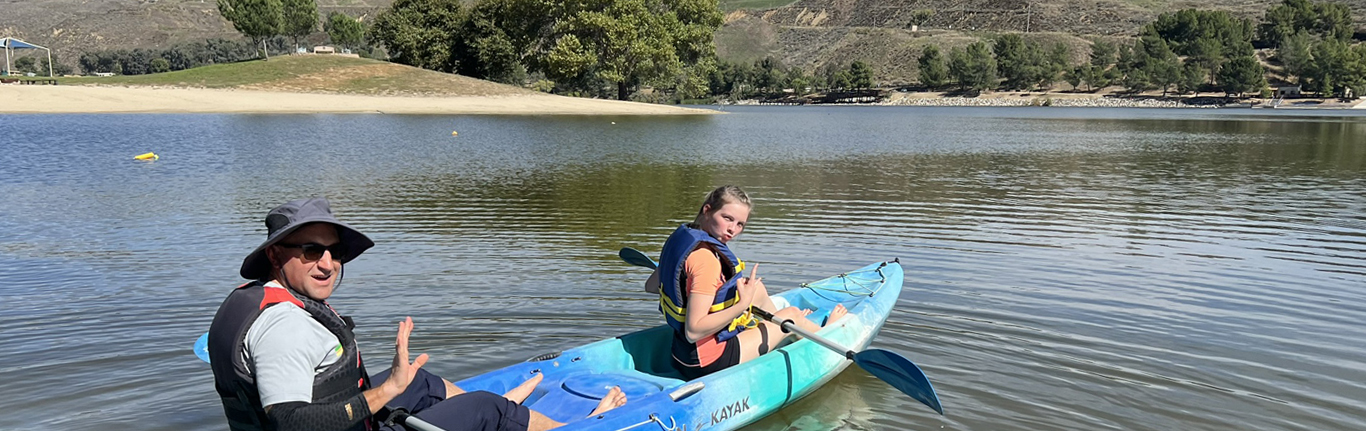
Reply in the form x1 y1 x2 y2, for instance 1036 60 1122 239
0 85 719 115
727 91 1366 109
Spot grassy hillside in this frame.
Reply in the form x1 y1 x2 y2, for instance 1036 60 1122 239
60 55 532 97
719 0 799 12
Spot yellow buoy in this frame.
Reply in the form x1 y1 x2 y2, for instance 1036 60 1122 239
451 131 458 136
134 152 159 161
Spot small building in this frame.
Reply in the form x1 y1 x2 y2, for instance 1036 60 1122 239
312 46 336 54
1275 85 1302 98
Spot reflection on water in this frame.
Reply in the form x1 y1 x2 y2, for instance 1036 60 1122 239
1 107 1364 430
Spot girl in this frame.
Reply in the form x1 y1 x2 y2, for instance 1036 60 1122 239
653 186 846 380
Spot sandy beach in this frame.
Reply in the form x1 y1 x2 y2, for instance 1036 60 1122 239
0 85 719 115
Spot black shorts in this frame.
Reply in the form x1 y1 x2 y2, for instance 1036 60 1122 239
673 334 742 380
375 368 531 431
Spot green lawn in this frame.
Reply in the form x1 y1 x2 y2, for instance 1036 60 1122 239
55 54 530 97
57 55 381 88
719 0 798 11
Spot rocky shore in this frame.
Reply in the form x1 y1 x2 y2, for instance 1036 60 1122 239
726 91 1366 109
883 95 1184 108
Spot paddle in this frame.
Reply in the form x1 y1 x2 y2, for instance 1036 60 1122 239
618 247 658 270
747 306 944 415
616 247 944 415
194 332 210 363
383 407 446 431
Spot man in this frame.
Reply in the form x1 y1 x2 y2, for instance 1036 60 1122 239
208 198 625 431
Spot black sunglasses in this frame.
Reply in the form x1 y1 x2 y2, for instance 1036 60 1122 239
277 242 347 261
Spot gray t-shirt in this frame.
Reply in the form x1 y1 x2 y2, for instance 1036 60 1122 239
245 281 345 407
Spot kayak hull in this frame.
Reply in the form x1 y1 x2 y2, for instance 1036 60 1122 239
452 261 905 431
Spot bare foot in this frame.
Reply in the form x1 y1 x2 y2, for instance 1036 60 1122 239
588 386 627 417
503 372 544 404
823 304 848 327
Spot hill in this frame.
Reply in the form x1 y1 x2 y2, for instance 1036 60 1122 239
717 0 1366 83
3 0 1364 85
0 0 392 65
59 54 534 97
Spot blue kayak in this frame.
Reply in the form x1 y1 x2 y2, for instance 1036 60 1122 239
451 260 905 430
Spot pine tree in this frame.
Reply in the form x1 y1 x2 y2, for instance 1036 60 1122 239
918 45 948 89
280 0 319 51
217 0 283 59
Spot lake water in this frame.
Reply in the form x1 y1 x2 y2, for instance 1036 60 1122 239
1 106 1364 430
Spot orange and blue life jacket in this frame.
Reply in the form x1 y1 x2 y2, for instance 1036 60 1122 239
658 224 757 359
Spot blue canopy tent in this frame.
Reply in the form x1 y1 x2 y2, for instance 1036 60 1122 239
2 37 54 77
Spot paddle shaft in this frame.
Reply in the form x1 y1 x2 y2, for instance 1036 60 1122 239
748 307 855 361
622 252 944 414
387 408 446 431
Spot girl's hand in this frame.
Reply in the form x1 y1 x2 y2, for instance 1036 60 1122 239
738 263 761 307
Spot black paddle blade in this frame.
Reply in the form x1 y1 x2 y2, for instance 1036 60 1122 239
618 247 658 269
854 348 944 415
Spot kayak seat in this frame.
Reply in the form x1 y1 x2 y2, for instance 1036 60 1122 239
527 370 682 424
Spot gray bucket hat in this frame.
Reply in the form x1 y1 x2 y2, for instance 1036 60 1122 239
239 197 374 280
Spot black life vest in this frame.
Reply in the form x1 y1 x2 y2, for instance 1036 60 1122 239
208 281 371 431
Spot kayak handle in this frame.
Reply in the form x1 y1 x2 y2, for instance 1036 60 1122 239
525 351 561 362
668 382 705 401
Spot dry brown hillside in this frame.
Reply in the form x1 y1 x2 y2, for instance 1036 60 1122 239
3 0 1364 85
0 0 393 64
738 0 1365 35
719 0 1366 84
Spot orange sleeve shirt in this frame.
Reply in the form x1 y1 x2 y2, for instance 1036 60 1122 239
684 248 729 366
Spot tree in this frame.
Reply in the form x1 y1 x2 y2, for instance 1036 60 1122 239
1313 2 1353 41
535 0 724 100
1064 65 1086 91
14 56 37 74
994 33 1034 90
949 41 997 92
1042 43 1070 89
1089 40 1116 68
1217 55 1266 96
456 0 556 84
1147 9 1253 56
1185 36 1223 84
279 0 318 51
831 70 853 90
1138 35 1181 96
1278 31 1315 84
150 58 171 73
848 61 873 89
39 55 73 76
217 0 283 59
917 45 948 89
908 9 934 31
1177 62 1205 94
325 12 364 50
1260 0 1352 47
369 0 465 72
754 57 784 93
1307 38 1355 96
